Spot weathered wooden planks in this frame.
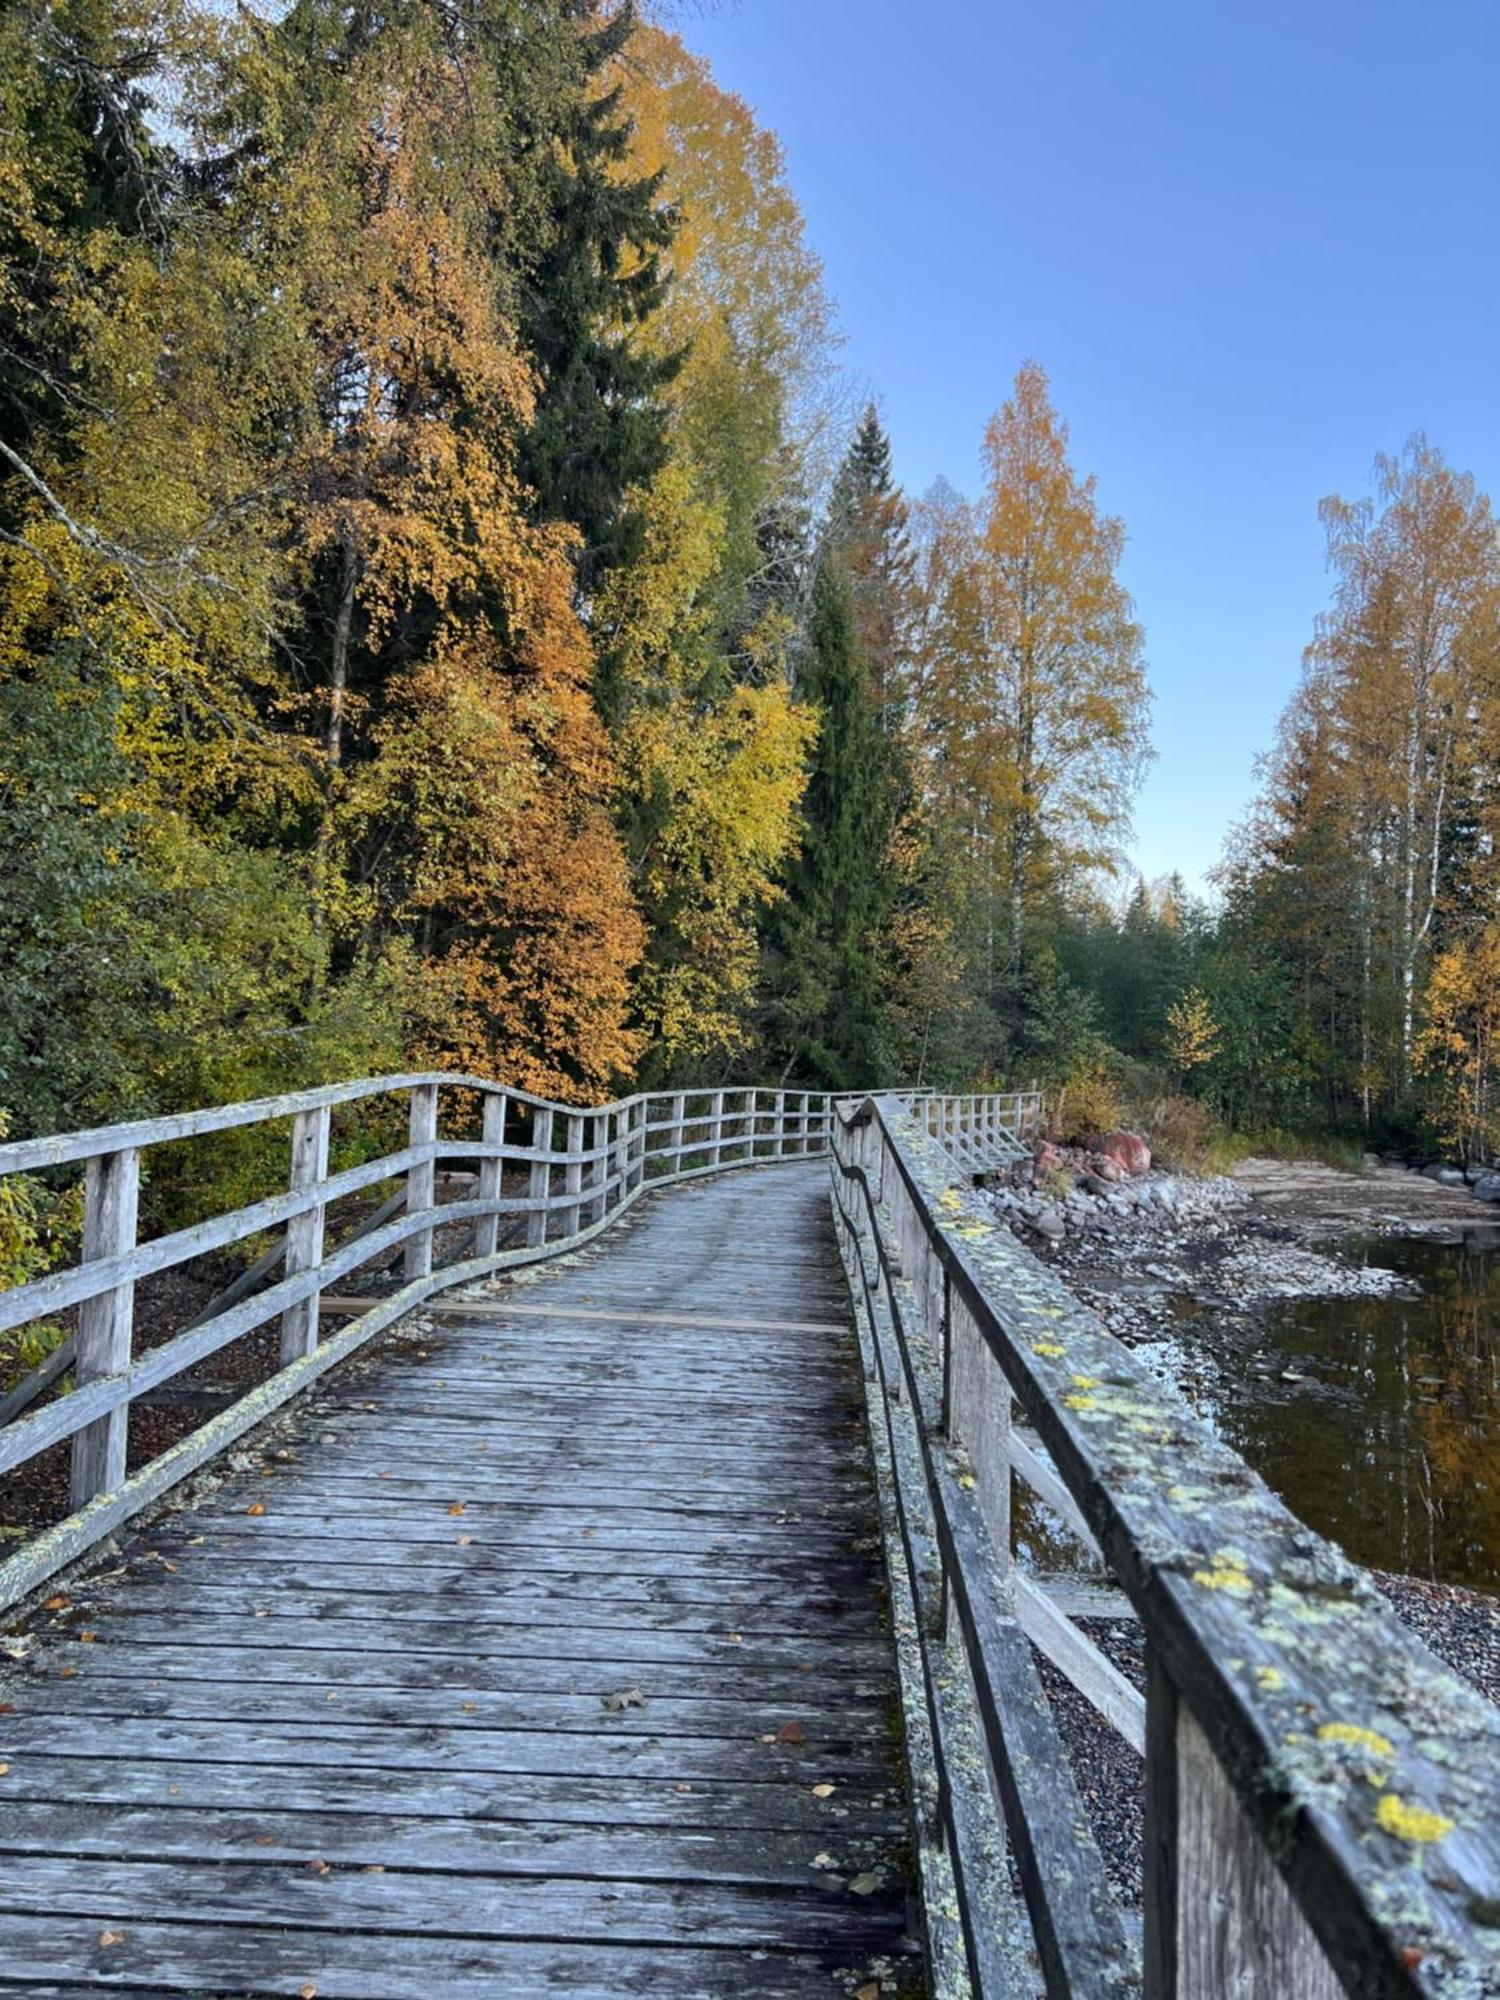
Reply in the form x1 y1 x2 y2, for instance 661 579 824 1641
0 1162 920 1997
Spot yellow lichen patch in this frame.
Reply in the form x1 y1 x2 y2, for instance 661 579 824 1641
1064 1392 1097 1412
1375 1794 1454 1845
1256 1666 1285 1693
1193 1548 1253 1598
938 1190 964 1211
1318 1722 1395 1760
1032 1342 1065 1359
1071 1374 1101 1390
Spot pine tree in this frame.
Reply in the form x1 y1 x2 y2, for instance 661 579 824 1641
517 1 680 592
829 406 917 724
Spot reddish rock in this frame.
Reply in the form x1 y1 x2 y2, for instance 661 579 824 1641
1033 1140 1065 1178
1086 1152 1124 1183
1097 1131 1151 1177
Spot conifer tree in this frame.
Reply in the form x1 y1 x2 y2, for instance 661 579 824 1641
517 1 679 592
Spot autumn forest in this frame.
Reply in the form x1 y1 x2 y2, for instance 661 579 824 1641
5 0 1500 1209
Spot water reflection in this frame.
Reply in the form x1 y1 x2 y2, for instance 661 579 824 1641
1220 1231 1500 1593
1016 1230 1500 1594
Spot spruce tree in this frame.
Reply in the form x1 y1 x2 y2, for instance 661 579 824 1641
763 553 897 1087
517 1 680 592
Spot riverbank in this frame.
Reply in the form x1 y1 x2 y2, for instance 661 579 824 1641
987 1145 1500 1897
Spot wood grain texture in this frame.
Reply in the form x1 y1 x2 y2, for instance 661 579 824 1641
0 1163 921 1997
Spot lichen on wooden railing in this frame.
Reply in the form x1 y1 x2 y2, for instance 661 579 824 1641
830 1093 1500 2000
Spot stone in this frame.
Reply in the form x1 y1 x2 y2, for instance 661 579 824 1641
1097 1130 1151 1177
1422 1164 1468 1187
1471 1173 1500 1203
1028 1204 1066 1242
1033 1140 1064 1178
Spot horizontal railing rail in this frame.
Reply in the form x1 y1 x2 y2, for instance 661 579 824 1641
0 1076 831 1613
830 1094 1500 2000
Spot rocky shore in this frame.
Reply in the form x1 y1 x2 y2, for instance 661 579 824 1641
988 1130 1500 1905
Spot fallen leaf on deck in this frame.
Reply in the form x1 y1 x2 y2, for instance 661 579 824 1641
306 1858 330 1876
246 1503 266 1517
811 1782 836 1798
856 1984 880 2000
300 1985 318 1999
43 1595 69 1611
774 1721 806 1744
77 1631 97 1643
97 1931 123 1948
456 1535 473 1547
601 1686 647 1712
447 1503 466 1516
0 1763 9 1776
849 1871 881 1895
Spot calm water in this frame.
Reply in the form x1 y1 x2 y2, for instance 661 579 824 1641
1206 1232 1500 1594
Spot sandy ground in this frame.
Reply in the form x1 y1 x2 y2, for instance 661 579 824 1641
1229 1155 1500 1236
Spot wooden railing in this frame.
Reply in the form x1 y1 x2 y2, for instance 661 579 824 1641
909 1087 1044 1173
0 1076 829 1613
830 1094 1500 2000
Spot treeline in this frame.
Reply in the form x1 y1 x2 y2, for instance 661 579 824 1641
1200 440 1500 1159
0 0 1154 1150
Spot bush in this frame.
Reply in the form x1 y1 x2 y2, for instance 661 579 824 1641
1048 1061 1122 1144
1139 1093 1219 1171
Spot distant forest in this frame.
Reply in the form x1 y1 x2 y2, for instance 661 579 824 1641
4 0 1499 1192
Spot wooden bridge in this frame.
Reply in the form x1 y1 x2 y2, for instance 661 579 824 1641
0 1078 1497 1998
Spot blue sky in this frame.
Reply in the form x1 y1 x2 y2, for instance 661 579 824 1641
676 0 1499 897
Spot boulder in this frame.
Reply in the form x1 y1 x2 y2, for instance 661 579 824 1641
1471 1173 1500 1203
1086 1152 1124 1183
1027 1203 1066 1242
1032 1140 1065 1178
1422 1164 1468 1187
1098 1131 1152 1178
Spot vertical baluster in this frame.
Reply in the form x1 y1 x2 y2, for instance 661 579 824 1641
708 1089 724 1171
1143 1653 1343 2000
561 1111 586 1235
526 1104 554 1247
404 1083 439 1281
70 1146 142 1509
474 1090 507 1259
280 1104 332 1365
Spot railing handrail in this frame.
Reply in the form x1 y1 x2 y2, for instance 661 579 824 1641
830 1094 1500 2000
0 1074 843 1615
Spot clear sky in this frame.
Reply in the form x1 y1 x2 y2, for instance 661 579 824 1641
674 0 1499 897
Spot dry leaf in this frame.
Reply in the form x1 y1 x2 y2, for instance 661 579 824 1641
0 1763 10 1777
447 1503 466 1517
774 1721 806 1745
77 1631 97 1644
724 1632 743 1646
455 1535 473 1547
58 1665 76 1678
601 1686 646 1713
43 1594 70 1610
246 1503 266 1517
306 1858 330 1876
856 1984 880 2000
300 1985 318 1999
97 1931 123 1948
811 1782 836 1799
849 1871 881 1895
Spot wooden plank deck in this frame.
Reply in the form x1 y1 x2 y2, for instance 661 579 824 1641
0 1163 923 1997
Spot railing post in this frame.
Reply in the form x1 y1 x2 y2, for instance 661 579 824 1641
773 1089 786 1158
1143 1651 1343 2000
70 1146 142 1509
562 1111 586 1234
708 1089 724 1171
474 1090 507 1260
404 1083 439 1281
526 1104 554 1246
280 1104 331 1365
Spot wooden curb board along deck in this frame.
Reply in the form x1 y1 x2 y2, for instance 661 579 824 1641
0 1163 924 1998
